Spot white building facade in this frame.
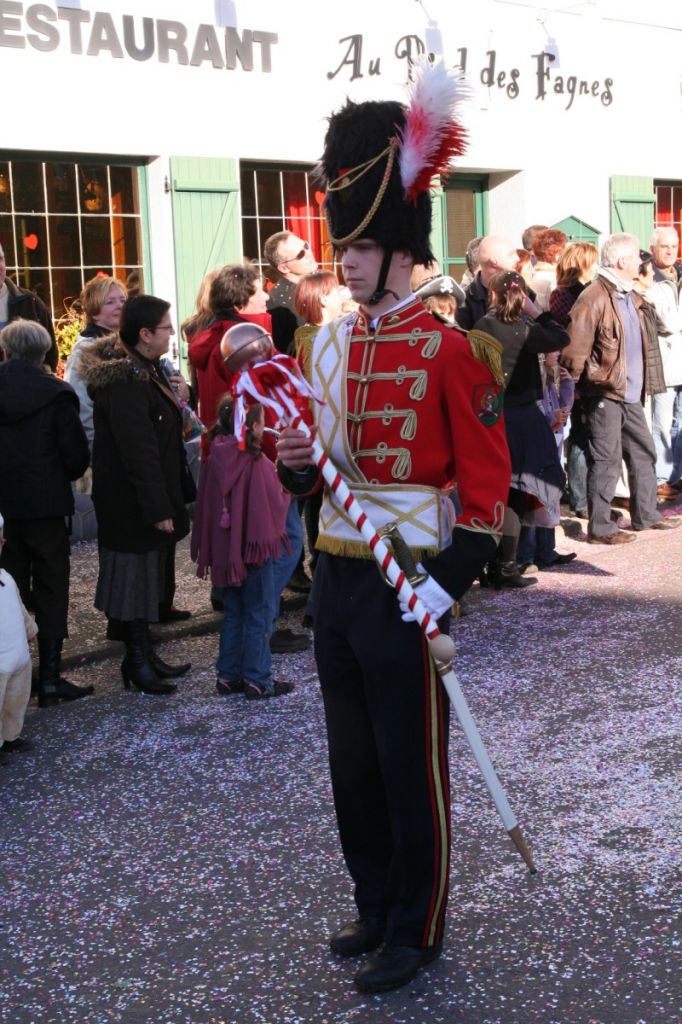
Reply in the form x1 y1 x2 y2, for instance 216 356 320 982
0 0 680 364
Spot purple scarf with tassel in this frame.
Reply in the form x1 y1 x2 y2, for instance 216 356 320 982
191 435 289 587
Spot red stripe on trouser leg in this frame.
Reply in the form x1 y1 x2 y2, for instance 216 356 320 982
421 636 449 948
432 675 451 943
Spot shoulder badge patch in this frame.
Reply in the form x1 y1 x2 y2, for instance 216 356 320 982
472 382 503 426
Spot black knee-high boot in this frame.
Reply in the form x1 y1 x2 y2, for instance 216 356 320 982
37 637 94 708
143 633 191 679
121 620 176 695
494 533 538 589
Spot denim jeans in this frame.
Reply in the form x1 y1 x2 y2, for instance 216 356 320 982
651 385 682 483
270 497 304 632
217 560 274 690
518 526 556 566
566 438 589 512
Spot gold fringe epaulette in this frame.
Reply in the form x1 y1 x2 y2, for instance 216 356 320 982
293 323 320 384
466 329 505 387
316 535 441 561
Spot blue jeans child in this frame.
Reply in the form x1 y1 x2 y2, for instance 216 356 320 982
518 525 557 567
217 559 276 692
270 497 304 633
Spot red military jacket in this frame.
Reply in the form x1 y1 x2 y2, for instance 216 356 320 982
307 296 511 598
343 297 509 532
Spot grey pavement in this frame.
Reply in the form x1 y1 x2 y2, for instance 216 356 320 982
1 509 681 1024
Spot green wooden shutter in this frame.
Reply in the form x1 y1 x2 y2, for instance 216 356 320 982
610 175 655 248
170 156 241 362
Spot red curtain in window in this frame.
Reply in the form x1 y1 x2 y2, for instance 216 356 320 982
284 173 324 263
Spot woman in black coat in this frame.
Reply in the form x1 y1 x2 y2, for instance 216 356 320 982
0 319 91 706
80 296 190 694
471 271 570 587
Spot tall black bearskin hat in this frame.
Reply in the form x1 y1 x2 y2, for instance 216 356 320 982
317 59 468 268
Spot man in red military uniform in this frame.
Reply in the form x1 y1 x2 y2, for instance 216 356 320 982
277 67 511 994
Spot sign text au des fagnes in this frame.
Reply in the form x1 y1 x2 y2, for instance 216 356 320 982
328 34 614 110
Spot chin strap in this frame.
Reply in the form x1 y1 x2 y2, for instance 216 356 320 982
368 247 399 307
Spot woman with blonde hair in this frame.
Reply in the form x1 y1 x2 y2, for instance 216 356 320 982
64 274 127 448
549 242 599 327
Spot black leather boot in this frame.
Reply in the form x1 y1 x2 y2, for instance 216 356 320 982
121 620 176 695
37 638 94 707
494 535 537 590
143 634 191 679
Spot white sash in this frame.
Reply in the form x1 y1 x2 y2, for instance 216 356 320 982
310 317 454 558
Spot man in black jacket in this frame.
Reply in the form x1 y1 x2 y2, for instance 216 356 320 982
0 243 58 370
263 231 318 353
456 235 520 330
0 319 91 706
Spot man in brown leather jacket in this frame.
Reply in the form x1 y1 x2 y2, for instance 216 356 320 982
561 233 679 544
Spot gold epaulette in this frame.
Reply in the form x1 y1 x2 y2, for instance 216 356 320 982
466 329 505 387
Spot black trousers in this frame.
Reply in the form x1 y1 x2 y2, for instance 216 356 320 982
585 397 660 537
313 553 451 949
0 517 70 639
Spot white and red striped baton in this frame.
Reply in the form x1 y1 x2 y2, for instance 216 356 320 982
231 347 537 873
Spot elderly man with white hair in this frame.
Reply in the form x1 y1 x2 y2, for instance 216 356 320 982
560 233 680 543
456 234 520 330
647 227 682 498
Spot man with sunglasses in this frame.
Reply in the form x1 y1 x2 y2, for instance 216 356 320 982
264 231 318 354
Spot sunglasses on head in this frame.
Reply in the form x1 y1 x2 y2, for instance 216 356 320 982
280 241 310 263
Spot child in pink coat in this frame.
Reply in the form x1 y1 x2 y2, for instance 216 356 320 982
191 398 294 700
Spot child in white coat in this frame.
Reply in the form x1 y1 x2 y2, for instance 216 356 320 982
0 513 38 761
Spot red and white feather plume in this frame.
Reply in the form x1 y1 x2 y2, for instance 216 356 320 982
399 58 469 203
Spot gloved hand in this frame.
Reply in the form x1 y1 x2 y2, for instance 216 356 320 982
398 564 454 623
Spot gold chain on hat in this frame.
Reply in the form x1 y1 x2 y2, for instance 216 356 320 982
327 138 398 248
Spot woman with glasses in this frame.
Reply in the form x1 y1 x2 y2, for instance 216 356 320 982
79 296 191 694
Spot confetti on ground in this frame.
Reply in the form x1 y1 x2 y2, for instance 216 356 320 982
1 516 681 1024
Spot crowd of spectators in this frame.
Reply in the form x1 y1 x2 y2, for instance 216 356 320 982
1 222 681 759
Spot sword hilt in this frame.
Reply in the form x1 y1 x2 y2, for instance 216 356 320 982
381 523 428 587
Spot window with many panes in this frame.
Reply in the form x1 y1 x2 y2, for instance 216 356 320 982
0 158 145 319
240 163 334 279
655 181 682 258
